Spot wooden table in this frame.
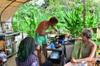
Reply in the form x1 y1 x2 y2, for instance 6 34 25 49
95 56 100 66
95 46 100 66
88 56 100 66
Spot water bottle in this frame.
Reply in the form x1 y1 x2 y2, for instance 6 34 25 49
80 61 87 66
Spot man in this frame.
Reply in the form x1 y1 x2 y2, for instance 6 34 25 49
35 16 58 46
64 28 97 66
35 16 58 64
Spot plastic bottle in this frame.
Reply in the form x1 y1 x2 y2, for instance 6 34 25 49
80 61 87 66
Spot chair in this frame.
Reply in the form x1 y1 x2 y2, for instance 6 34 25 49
64 44 74 63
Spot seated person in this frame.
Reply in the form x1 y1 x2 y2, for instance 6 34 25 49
64 28 97 66
16 37 39 66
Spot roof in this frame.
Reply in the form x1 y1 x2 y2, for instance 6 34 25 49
0 0 30 22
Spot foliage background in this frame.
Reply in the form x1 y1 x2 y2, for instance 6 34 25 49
13 0 100 37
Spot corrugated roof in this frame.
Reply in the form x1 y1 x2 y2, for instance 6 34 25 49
0 0 30 22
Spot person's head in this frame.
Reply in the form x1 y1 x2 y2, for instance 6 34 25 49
49 16 58 26
17 37 36 62
0 36 5 41
81 28 92 41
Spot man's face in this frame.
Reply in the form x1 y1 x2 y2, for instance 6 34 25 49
81 34 88 41
51 22 57 26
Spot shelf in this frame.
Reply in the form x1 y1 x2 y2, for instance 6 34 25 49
0 32 20 36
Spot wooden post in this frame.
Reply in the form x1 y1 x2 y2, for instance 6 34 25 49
0 14 3 33
82 0 86 28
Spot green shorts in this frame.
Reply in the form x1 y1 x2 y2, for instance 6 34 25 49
35 33 48 46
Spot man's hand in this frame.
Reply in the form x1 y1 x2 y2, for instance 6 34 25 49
85 57 95 62
52 26 58 32
71 58 77 63
36 45 41 50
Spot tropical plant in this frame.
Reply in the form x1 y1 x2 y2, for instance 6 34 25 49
85 0 98 28
13 0 99 38
13 3 49 37
63 1 83 37
13 0 67 37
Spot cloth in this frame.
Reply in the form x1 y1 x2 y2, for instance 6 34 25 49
16 54 39 66
72 41 91 59
47 43 56 49
0 52 7 62
35 33 48 46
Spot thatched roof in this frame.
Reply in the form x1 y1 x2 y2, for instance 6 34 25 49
0 0 30 22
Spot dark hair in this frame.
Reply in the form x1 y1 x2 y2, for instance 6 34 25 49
82 28 92 39
17 37 36 62
0 35 5 41
49 17 58 24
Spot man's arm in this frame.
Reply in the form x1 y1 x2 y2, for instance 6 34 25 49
89 41 97 58
78 41 97 62
51 26 58 32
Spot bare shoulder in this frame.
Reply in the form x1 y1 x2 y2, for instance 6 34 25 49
40 20 48 24
89 40 97 48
